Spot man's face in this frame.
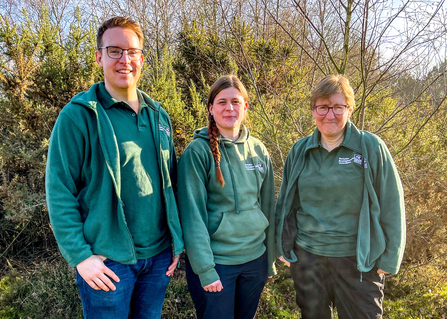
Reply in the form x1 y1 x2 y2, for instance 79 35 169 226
96 27 143 95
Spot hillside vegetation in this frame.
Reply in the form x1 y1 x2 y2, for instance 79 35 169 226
1 1 446 317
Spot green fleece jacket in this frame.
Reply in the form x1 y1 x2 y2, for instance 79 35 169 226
276 121 406 274
177 126 276 286
45 83 184 267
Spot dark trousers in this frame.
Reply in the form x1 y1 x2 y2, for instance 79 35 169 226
185 252 268 319
290 245 385 319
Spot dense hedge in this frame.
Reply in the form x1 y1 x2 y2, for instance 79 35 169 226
0 6 446 318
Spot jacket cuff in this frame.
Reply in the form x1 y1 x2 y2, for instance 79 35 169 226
198 268 220 287
375 261 400 275
66 249 93 268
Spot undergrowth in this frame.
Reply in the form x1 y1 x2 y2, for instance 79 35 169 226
1 258 446 318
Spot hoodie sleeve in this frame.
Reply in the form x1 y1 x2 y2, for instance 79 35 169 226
177 147 220 286
371 139 406 274
45 111 93 267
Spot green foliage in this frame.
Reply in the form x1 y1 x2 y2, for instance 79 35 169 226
140 49 208 155
162 270 196 318
0 275 24 318
175 21 238 94
174 18 316 170
0 8 101 271
384 264 447 318
0 261 82 319
256 264 300 318
0 4 446 318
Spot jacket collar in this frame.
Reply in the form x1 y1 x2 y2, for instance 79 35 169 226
70 82 161 112
96 82 151 112
304 120 362 154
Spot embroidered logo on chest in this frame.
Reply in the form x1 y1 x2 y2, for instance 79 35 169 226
159 124 170 137
338 157 352 165
338 154 367 168
245 162 265 172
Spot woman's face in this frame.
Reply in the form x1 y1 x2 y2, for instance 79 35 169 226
312 92 352 139
209 87 248 138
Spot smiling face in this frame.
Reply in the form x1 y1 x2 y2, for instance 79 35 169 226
312 92 352 140
95 27 143 97
209 87 248 139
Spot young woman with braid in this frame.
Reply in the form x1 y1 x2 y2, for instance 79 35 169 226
177 75 276 319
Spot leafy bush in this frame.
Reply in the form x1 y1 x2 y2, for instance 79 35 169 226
0 260 82 319
256 263 301 319
1 5 446 319
0 9 101 273
384 263 447 318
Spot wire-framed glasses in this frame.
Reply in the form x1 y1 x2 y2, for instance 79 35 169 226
98 46 143 60
313 104 348 116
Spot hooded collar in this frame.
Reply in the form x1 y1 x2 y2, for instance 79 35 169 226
193 125 250 143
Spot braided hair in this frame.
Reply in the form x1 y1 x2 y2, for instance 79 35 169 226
206 75 249 187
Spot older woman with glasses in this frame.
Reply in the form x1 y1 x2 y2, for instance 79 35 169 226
276 75 406 319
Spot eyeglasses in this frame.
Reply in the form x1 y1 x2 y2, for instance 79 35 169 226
313 104 348 116
98 46 143 60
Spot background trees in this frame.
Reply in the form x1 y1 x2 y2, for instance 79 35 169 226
1 0 446 317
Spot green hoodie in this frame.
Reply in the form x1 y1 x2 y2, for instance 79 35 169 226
276 121 406 275
45 82 184 268
177 126 276 287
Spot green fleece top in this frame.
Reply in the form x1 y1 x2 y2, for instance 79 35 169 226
96 83 170 259
45 82 184 267
276 121 406 275
177 126 276 287
296 140 363 256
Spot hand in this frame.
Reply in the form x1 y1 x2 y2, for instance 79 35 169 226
166 254 180 276
203 280 223 292
76 255 120 291
279 256 290 267
377 269 389 275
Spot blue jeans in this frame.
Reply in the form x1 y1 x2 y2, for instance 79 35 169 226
185 252 268 319
76 247 172 319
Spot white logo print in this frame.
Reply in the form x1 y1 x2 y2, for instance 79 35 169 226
338 157 352 165
339 154 367 168
245 163 265 171
159 124 170 137
353 154 363 165
245 164 255 171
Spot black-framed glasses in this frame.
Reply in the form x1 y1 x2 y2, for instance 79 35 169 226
313 104 348 116
98 46 143 60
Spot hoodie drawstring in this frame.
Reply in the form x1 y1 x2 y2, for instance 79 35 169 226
221 140 240 214
247 140 261 200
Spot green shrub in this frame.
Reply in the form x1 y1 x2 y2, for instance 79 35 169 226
0 260 82 319
256 263 301 318
384 263 447 318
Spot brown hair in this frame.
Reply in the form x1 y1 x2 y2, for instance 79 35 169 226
207 75 249 187
97 16 144 49
310 75 355 112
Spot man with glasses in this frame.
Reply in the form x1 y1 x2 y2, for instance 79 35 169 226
45 16 184 318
